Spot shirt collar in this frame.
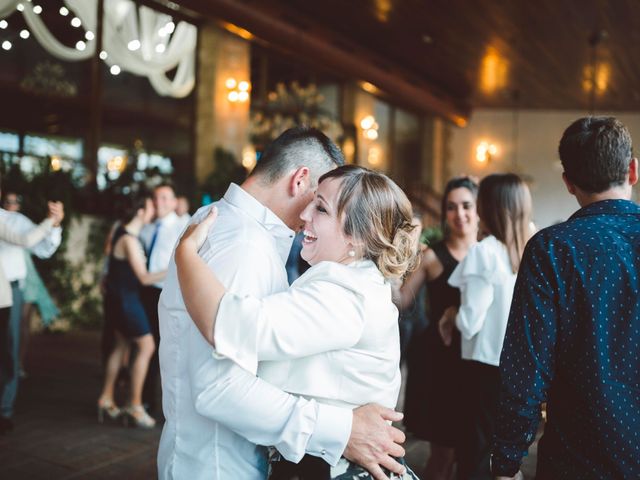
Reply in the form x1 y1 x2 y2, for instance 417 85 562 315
569 199 640 220
156 211 178 227
223 183 295 262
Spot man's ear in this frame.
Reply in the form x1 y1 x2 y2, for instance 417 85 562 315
289 166 310 197
628 158 638 186
561 172 577 195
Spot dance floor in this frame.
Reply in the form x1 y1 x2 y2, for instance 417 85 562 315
0 331 538 479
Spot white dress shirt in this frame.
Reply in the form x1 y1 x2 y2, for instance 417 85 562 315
0 209 61 284
448 235 517 366
140 211 184 288
0 217 56 308
215 259 402 410
158 184 352 480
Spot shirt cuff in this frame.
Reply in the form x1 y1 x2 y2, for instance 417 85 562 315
305 403 352 467
212 293 261 375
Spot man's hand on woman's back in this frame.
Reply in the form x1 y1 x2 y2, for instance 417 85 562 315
343 403 406 480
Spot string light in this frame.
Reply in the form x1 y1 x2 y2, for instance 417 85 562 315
59 6 69 16
0 20 7 29
110 65 121 75
155 44 165 53
85 31 94 41
75 40 86 51
71 17 81 28
99 50 108 60
127 39 141 51
2 40 12 51
19 29 29 39
16 3 24 12
32 4 42 14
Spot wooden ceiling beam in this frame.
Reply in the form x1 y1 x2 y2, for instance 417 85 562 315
177 0 470 124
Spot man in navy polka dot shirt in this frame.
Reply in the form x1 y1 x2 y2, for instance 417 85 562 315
491 117 640 479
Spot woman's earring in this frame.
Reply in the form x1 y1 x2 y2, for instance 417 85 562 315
348 250 356 257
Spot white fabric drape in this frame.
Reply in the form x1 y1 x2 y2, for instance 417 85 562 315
0 0 18 19
0 0 197 98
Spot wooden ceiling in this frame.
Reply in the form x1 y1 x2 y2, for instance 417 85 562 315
170 0 640 117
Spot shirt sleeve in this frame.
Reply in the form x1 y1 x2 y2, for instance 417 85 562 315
188 324 352 465
10 213 61 258
0 218 54 248
491 235 559 476
214 266 366 374
454 274 494 339
187 244 353 465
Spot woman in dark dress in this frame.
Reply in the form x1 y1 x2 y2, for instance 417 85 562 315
97 195 166 428
395 177 478 480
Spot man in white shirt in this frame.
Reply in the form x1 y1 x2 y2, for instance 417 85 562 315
0 182 64 433
158 127 406 480
140 183 184 414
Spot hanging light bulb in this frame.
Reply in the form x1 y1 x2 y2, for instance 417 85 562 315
127 39 141 51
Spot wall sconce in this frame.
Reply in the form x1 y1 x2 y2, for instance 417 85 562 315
107 155 128 173
241 145 257 170
50 155 62 171
226 77 251 103
476 141 498 163
360 115 379 140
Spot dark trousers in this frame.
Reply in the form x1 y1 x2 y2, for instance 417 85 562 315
141 286 161 413
456 360 501 480
0 282 23 418
270 455 330 480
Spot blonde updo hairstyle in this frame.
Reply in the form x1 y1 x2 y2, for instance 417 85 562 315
318 165 419 279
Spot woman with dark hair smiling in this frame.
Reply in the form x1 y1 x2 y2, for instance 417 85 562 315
174 165 420 479
439 173 533 480
394 176 479 480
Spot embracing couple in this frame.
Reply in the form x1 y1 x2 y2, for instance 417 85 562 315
157 127 420 480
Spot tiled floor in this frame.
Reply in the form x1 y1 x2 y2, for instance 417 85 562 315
0 331 539 479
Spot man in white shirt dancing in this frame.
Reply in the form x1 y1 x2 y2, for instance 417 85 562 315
140 183 184 414
158 127 406 480
0 182 64 433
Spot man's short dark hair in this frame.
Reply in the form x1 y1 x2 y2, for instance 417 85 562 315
559 116 633 193
251 126 345 185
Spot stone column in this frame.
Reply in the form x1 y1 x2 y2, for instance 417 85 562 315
194 24 251 183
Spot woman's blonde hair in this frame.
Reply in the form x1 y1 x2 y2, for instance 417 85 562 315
319 165 419 279
477 173 532 272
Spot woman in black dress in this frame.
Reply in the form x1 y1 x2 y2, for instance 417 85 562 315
98 195 166 428
395 177 478 480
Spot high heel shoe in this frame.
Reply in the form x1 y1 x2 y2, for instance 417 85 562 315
97 398 121 423
122 405 156 429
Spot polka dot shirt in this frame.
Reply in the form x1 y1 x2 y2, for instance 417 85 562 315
491 199 640 479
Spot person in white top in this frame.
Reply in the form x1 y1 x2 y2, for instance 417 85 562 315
158 129 409 480
139 183 183 414
439 173 533 480
175 165 420 479
0 176 64 434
